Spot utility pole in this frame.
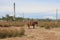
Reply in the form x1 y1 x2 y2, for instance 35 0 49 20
55 9 58 25
23 12 24 22
13 2 15 21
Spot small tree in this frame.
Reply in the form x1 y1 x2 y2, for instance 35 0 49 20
6 14 10 21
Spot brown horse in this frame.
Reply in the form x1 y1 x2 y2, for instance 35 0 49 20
27 21 38 29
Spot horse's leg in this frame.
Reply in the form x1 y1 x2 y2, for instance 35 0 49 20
28 25 30 29
33 25 35 29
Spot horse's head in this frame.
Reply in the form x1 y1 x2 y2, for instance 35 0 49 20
34 21 38 24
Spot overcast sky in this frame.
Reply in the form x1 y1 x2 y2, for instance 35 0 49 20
0 0 60 19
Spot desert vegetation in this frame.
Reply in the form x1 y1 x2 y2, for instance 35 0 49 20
38 21 60 29
0 27 25 38
0 21 25 27
0 14 60 40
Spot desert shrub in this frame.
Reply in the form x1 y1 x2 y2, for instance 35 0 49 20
45 26 50 29
0 27 25 38
0 21 25 27
18 28 25 37
0 30 7 38
0 25 3 27
3 25 10 27
40 25 44 27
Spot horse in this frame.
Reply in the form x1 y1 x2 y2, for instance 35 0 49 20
27 21 38 29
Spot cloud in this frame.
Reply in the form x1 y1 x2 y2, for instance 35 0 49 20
0 0 60 14
0 6 12 12
0 5 60 14
43 16 56 19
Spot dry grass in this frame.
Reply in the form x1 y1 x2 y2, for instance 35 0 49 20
0 21 60 40
0 21 25 27
0 27 60 40
38 21 60 29
0 21 60 28
0 27 25 38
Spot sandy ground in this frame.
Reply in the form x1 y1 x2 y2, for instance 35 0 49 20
0 26 60 40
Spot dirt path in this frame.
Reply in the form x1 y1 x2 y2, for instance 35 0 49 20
0 27 60 40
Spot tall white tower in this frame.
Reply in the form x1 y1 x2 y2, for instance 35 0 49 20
13 2 15 20
55 9 58 24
